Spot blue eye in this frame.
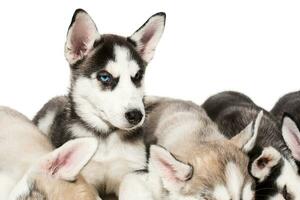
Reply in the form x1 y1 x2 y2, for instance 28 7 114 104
97 71 113 84
100 75 110 82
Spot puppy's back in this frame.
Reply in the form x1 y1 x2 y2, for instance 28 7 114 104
0 106 52 172
271 91 300 123
144 96 223 154
203 91 289 157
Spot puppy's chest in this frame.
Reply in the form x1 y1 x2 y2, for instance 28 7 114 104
93 133 145 165
70 123 145 162
70 124 146 189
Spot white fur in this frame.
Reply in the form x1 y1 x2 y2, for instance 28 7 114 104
72 45 145 132
119 173 158 200
242 183 255 200
8 172 32 200
213 185 231 200
0 173 18 200
37 110 56 135
225 162 244 199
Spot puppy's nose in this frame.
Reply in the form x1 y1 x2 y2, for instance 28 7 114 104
125 109 143 125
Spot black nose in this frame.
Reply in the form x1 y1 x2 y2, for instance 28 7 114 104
125 109 143 125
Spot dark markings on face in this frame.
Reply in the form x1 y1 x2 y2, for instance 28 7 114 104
131 69 145 87
71 34 146 91
248 146 284 200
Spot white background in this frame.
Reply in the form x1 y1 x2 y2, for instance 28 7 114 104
0 0 299 118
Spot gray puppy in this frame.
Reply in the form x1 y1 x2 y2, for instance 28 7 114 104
203 91 300 200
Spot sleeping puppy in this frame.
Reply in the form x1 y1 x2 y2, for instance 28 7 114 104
203 91 300 200
0 106 100 200
119 97 261 200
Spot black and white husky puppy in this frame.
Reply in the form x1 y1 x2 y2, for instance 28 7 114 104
33 9 166 197
120 97 261 200
203 91 300 200
271 91 300 166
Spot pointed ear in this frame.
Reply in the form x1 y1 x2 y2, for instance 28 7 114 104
65 9 101 65
282 115 300 161
149 145 193 187
40 137 98 181
128 12 166 63
231 111 263 153
251 147 281 182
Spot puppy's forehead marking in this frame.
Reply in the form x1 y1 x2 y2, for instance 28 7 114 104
105 45 140 77
81 35 145 77
213 185 231 200
225 162 244 199
212 164 253 200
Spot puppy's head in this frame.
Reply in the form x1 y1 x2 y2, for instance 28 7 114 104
250 115 300 200
148 144 255 200
249 146 299 200
9 138 100 200
147 112 264 200
65 9 166 132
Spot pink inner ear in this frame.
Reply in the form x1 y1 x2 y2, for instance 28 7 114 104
158 158 181 182
286 130 300 160
71 20 91 56
139 23 157 55
48 147 76 176
141 25 156 44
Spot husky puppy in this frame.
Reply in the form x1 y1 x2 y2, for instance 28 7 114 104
203 91 300 200
271 91 300 167
119 97 261 200
0 106 100 200
33 9 166 197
